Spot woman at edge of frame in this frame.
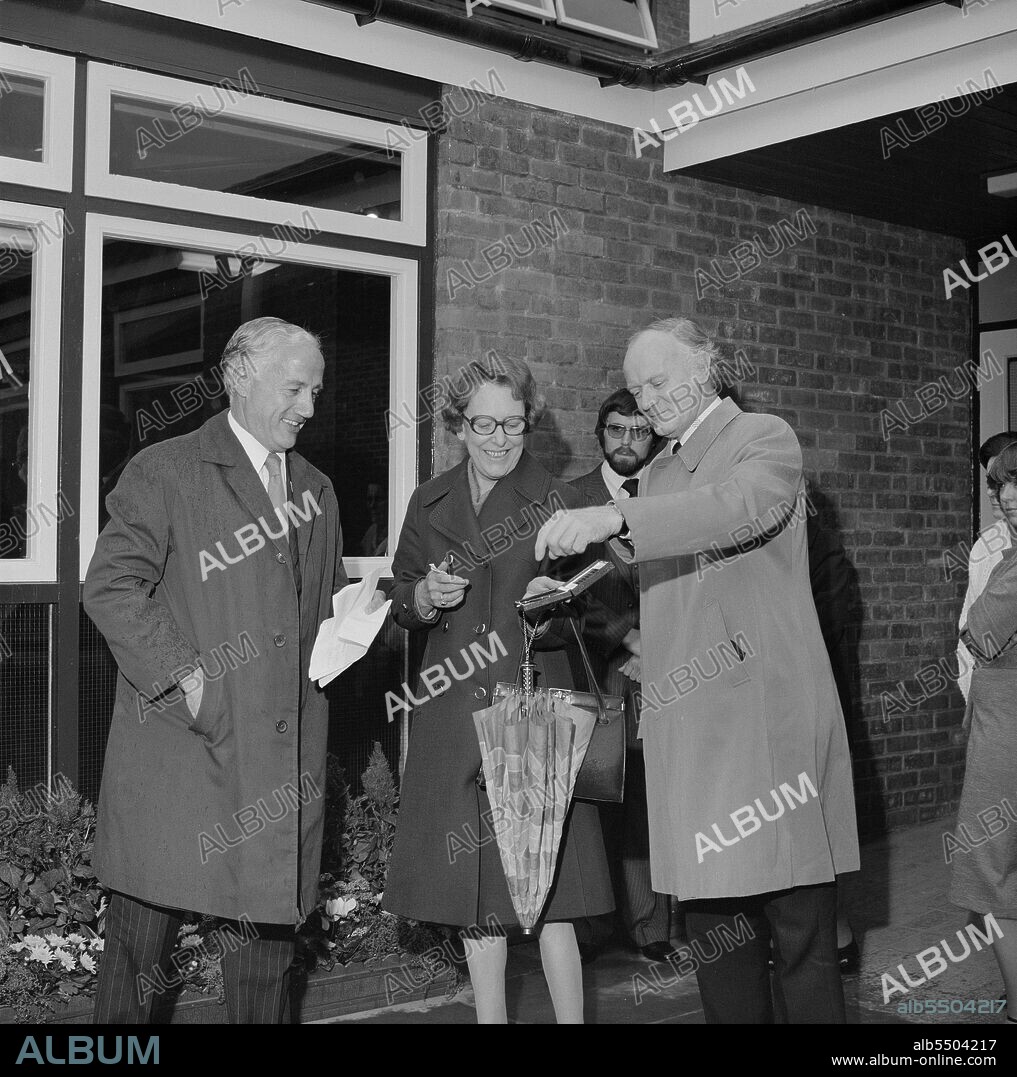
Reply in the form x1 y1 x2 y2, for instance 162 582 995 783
951 441 1017 1025
382 354 614 1024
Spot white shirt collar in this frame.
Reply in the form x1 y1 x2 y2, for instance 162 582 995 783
227 409 286 486
601 459 644 500
671 396 723 452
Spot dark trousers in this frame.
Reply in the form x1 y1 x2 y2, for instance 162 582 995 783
92 891 296 1024
685 881 843 1024
576 752 670 949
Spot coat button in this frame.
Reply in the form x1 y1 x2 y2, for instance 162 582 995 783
274 634 286 647
475 623 486 634
474 687 486 700
275 720 288 733
276 552 286 564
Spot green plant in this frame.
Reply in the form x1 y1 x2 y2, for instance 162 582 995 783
0 768 105 1019
297 745 461 997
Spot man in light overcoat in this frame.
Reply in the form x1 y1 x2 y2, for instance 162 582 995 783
84 317 348 1023
535 317 860 1023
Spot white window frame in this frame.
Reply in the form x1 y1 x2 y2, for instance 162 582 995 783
0 44 76 191
0 201 65 583
554 0 658 49
483 0 556 18
80 214 419 581
85 64 428 247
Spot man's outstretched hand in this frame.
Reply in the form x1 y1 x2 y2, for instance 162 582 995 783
534 505 625 560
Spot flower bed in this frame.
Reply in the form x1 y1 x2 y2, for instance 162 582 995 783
0 748 461 1023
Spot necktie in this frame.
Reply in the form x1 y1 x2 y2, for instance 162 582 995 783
265 453 301 595
621 477 639 497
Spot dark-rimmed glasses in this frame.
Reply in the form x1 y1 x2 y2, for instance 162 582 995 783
604 423 653 441
462 414 529 436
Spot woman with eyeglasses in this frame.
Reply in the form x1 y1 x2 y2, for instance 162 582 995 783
383 355 613 1023
951 442 1017 1024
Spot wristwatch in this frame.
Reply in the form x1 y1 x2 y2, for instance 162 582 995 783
606 500 630 541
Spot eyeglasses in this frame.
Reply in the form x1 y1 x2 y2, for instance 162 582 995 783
604 423 653 441
462 414 529 436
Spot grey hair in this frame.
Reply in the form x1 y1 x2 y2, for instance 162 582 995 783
628 317 721 393
221 317 322 397
440 352 543 434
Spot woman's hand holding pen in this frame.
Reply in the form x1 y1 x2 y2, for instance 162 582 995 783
421 555 469 612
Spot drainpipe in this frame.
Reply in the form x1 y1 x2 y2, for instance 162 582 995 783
321 0 964 87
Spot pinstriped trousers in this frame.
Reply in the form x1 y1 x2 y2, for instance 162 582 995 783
92 892 296 1024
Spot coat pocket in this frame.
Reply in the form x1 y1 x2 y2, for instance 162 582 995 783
188 668 227 742
703 601 751 688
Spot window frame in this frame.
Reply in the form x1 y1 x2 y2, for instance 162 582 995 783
554 0 658 49
85 63 428 247
80 213 420 582
0 42 76 191
0 201 65 584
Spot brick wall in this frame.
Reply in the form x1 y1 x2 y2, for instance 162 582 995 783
432 91 972 837
653 0 690 51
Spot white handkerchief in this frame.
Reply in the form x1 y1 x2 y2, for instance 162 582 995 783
309 567 392 687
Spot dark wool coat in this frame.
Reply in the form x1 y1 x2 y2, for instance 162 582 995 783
383 450 614 928
83 411 346 925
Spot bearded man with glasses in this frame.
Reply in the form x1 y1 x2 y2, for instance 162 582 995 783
569 389 675 965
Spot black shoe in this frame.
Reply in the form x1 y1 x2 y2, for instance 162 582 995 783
838 938 860 975
639 942 674 962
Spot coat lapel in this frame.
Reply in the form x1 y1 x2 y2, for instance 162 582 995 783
287 452 324 577
427 460 486 563
676 397 741 472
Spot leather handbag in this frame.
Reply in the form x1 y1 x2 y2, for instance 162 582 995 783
490 616 626 804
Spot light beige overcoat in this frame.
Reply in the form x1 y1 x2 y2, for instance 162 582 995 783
614 398 859 899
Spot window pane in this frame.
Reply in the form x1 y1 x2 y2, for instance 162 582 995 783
109 96 402 221
98 237 392 556
0 73 45 162
556 0 656 46
0 603 50 791
0 228 33 560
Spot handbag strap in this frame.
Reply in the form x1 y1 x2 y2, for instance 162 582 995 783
567 615 608 723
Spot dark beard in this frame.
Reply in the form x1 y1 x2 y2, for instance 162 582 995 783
606 448 643 477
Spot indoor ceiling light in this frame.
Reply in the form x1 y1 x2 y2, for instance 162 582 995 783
986 171 1017 199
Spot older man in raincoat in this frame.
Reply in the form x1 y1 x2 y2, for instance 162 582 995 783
536 317 859 1024
84 317 349 1024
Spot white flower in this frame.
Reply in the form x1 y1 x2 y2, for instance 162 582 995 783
22 934 48 948
180 935 202 949
325 896 357 920
27 945 53 965
8 941 28 953
90 938 104 952
45 933 63 946
53 948 76 971
181 923 198 934
65 932 86 946
80 953 96 973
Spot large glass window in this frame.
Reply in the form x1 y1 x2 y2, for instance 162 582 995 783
109 96 403 222
87 65 427 245
94 237 393 552
0 44 75 190
80 216 418 581
0 203 64 583
0 74 45 162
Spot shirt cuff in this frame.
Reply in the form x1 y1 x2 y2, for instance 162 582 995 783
413 578 440 622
